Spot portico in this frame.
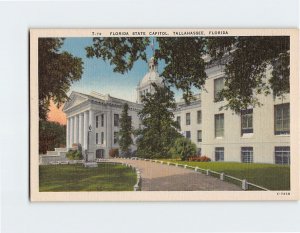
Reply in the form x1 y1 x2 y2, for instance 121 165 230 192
63 91 143 160
66 110 93 151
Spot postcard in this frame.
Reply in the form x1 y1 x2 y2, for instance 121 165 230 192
30 29 299 201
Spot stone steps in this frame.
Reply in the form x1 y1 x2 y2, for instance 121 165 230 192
46 151 59 156
55 147 68 152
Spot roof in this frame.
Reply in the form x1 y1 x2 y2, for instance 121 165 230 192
63 91 143 112
138 57 163 88
139 70 163 87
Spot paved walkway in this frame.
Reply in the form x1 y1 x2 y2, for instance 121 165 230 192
111 159 241 191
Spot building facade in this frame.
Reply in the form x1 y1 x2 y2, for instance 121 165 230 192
173 61 290 164
63 91 142 160
62 57 290 164
62 58 162 160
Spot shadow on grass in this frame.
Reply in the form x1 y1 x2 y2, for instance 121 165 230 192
39 164 137 192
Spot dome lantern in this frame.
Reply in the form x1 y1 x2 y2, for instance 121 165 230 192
148 57 156 72
136 57 163 103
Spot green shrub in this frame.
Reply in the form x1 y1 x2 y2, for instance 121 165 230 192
109 148 119 158
188 156 211 162
66 149 83 160
169 137 197 161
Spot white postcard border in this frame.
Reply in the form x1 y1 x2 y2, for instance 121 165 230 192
30 28 299 201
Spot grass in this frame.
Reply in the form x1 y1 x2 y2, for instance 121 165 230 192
162 160 290 190
39 163 137 192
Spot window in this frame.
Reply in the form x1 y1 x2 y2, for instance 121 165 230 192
101 132 104 144
186 113 191 125
275 146 290 165
186 131 191 139
96 149 105 158
241 147 253 163
274 103 290 135
214 77 224 102
215 147 224 161
241 109 253 134
197 111 202 124
96 116 99 128
215 114 224 137
114 131 119 144
177 116 181 128
197 130 202 142
114 114 119 127
101 114 104 127
96 133 99 144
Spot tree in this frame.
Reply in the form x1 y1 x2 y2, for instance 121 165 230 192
135 83 181 158
169 137 197 161
207 36 290 112
119 103 133 156
86 37 150 74
86 36 289 112
39 38 83 120
39 120 66 154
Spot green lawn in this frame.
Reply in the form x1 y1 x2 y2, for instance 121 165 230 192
162 160 290 190
39 163 137 192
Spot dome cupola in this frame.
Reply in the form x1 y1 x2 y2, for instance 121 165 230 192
136 57 163 103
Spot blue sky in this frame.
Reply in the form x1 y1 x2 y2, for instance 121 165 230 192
61 38 198 102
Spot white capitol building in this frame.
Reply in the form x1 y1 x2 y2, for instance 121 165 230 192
44 56 290 165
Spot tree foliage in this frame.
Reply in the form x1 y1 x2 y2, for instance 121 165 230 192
86 37 150 73
39 38 83 120
169 137 197 161
135 83 181 158
86 36 289 112
209 36 290 112
39 120 66 154
119 103 133 155
155 37 207 102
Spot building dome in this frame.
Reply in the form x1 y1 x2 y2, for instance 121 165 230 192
139 70 163 87
136 57 164 104
138 57 163 87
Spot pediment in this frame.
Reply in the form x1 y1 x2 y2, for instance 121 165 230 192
63 92 89 112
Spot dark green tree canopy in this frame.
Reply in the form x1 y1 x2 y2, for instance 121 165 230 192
39 38 83 120
209 36 290 112
39 120 66 154
155 37 207 102
86 36 289 112
119 103 133 155
135 83 181 158
86 37 150 74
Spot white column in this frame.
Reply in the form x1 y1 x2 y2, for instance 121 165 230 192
83 111 89 150
74 115 79 144
70 117 74 147
106 110 112 150
79 113 84 146
66 118 70 149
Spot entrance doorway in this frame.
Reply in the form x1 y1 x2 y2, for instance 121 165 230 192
96 149 105 158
